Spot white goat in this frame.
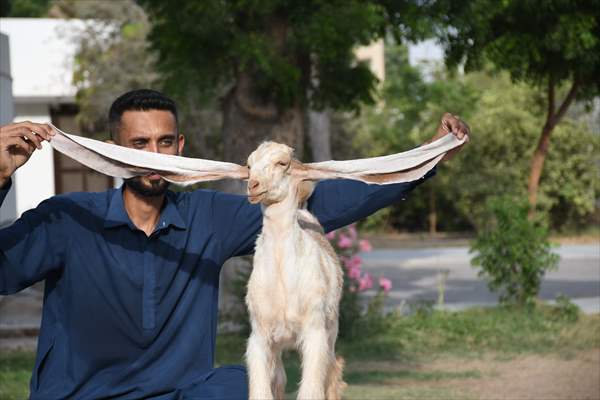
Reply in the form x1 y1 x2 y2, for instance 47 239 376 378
244 142 346 400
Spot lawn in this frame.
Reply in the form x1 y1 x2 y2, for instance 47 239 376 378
2 304 599 399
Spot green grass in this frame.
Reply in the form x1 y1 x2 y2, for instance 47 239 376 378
0 350 35 400
2 305 599 399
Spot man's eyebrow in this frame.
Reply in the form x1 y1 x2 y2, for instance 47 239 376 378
127 133 177 142
158 134 177 141
128 136 149 142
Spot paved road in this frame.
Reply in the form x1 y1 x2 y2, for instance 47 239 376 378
1 244 598 349
361 244 600 314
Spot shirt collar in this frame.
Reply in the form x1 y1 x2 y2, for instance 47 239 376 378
104 186 187 231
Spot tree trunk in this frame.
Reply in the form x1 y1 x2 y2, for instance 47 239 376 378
527 78 579 215
527 124 553 210
428 185 437 235
307 109 332 162
217 73 305 320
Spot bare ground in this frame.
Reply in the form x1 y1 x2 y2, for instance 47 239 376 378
347 349 600 400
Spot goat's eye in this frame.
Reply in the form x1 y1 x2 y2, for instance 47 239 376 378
278 161 288 166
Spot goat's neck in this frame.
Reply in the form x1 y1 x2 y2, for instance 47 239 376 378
261 191 300 237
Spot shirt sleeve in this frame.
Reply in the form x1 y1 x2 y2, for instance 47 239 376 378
307 167 436 233
210 190 263 260
0 180 66 295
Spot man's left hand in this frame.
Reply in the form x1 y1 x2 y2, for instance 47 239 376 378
427 112 470 161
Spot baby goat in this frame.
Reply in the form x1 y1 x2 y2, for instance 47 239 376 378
244 142 345 400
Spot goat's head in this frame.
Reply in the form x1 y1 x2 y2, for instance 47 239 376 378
246 141 312 205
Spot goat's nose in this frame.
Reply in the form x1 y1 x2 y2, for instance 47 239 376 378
248 179 260 190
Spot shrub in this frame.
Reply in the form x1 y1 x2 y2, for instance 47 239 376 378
470 196 560 306
327 224 393 339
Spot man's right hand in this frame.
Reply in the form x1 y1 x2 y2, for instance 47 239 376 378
0 121 54 187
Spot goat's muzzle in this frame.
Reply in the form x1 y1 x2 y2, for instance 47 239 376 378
247 190 267 204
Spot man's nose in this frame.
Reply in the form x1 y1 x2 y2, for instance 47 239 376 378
148 142 159 153
248 179 260 191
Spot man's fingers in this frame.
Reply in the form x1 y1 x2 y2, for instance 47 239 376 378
21 121 53 141
4 136 36 155
5 121 53 142
20 130 44 149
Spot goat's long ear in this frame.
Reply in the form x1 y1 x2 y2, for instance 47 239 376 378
49 124 248 185
294 133 467 185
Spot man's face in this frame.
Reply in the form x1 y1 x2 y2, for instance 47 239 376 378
113 109 184 197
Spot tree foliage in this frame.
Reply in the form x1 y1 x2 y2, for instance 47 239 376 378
442 1 599 94
65 0 158 136
348 41 599 232
0 0 51 17
138 0 441 112
436 0 600 210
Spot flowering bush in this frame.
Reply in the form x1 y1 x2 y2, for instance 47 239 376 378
327 223 393 339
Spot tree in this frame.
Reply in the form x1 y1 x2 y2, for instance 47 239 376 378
138 0 439 167
348 43 599 233
0 0 51 17
438 0 600 213
349 42 479 233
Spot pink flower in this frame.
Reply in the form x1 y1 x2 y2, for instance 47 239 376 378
379 277 392 293
347 224 357 240
358 239 372 252
358 272 373 291
347 265 362 280
337 234 353 249
325 231 336 241
340 256 351 268
349 255 362 268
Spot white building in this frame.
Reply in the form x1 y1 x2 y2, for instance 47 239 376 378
0 18 114 226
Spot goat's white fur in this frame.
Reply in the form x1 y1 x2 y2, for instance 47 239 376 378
245 142 345 400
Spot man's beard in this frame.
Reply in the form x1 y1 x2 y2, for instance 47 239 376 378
124 176 170 197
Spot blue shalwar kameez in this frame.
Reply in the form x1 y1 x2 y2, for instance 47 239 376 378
0 172 433 399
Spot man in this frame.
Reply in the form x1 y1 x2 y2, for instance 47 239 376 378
0 89 469 399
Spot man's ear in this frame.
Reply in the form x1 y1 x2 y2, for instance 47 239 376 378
177 134 185 156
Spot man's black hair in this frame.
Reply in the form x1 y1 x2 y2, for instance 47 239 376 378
108 89 179 140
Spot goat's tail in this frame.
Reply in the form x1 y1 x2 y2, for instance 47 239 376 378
326 355 347 400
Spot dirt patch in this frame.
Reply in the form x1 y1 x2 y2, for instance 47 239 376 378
444 349 600 400
347 349 600 400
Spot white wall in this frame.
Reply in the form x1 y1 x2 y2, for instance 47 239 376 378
12 103 55 215
0 18 79 99
356 39 385 82
0 32 17 225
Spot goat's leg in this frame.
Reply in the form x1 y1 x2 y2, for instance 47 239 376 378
325 326 346 400
297 327 330 400
246 332 275 399
325 319 346 400
271 350 287 400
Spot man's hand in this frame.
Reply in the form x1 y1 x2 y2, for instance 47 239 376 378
0 121 54 187
425 112 470 162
